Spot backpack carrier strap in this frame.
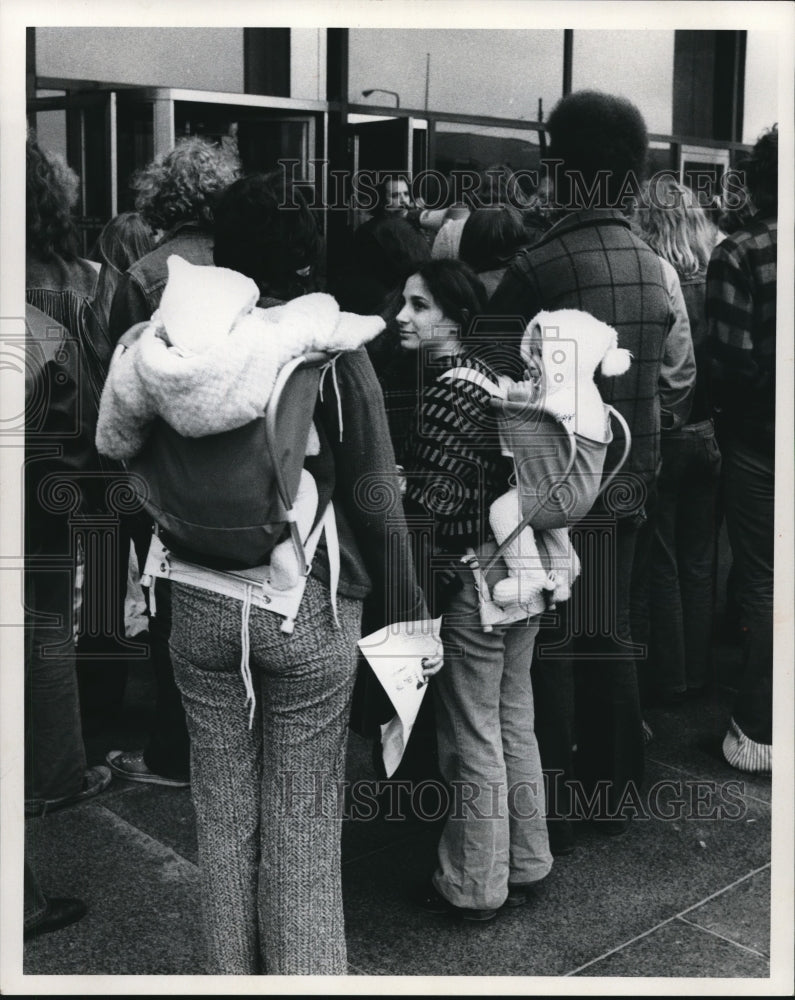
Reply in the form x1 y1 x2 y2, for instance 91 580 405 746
440 366 577 576
438 366 507 399
141 502 339 728
440 366 563 628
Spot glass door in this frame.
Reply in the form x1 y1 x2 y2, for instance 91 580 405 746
28 89 116 256
680 145 732 207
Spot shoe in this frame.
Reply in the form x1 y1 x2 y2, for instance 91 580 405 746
503 880 546 909
25 766 112 817
106 750 189 788
722 718 771 774
24 897 87 940
546 819 576 857
591 816 630 837
416 882 498 923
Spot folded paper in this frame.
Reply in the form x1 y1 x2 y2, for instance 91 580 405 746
357 618 443 777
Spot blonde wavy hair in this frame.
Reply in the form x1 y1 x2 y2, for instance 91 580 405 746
132 136 240 231
637 176 721 279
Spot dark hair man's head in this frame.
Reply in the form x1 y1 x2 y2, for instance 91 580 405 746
546 89 649 210
741 124 778 216
459 204 527 273
213 169 321 301
374 175 412 219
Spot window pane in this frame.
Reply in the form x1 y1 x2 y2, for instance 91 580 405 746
31 109 67 161
743 31 778 145
648 141 675 176
117 99 154 212
432 121 545 203
35 28 244 92
572 30 675 135
350 29 562 120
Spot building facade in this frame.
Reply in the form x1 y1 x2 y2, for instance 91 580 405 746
27 26 777 252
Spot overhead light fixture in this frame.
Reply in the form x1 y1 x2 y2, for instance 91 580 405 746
361 88 400 108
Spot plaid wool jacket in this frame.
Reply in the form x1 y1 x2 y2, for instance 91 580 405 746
705 213 777 455
487 209 695 486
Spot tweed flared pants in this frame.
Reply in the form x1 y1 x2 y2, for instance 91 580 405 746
170 575 361 975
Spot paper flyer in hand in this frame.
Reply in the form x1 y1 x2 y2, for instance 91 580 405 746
357 618 443 778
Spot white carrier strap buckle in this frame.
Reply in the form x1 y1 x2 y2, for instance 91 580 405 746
141 503 338 633
141 503 340 729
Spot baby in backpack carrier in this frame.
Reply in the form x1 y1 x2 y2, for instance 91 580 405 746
488 309 632 611
96 254 387 588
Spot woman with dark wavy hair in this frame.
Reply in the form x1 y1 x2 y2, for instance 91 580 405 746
26 135 98 330
90 212 156 336
27 138 82 260
396 259 553 922
25 134 111 815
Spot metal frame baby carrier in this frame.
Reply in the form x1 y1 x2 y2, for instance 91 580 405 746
135 351 337 635
444 368 631 631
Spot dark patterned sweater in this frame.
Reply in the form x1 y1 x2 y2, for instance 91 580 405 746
401 352 512 555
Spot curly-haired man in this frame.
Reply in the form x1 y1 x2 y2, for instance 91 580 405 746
108 136 240 342
105 136 239 789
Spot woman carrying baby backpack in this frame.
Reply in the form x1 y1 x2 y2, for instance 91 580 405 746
97 171 440 975
396 259 553 921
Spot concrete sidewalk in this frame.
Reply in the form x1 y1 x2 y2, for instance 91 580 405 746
16 634 782 992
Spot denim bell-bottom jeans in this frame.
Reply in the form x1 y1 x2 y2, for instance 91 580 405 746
170 575 361 976
432 569 553 912
720 438 774 745
648 421 722 697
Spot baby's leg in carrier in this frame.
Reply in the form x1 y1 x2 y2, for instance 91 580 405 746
536 527 581 603
269 470 319 590
489 488 552 608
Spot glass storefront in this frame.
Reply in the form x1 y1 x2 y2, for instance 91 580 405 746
28 88 327 254
28 27 765 256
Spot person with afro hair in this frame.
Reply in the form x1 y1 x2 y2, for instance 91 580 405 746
487 90 696 852
543 89 649 212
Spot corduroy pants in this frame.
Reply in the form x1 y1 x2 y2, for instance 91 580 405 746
170 575 361 975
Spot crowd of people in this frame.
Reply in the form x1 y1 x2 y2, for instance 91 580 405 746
23 89 777 971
